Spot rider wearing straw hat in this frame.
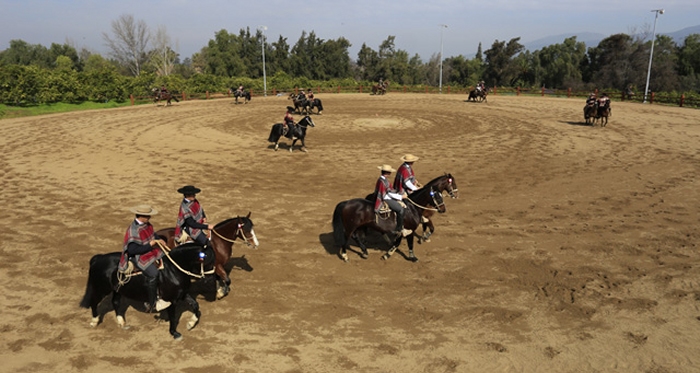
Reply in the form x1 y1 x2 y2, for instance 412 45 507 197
394 154 421 195
175 185 214 247
118 204 171 312
374 165 413 238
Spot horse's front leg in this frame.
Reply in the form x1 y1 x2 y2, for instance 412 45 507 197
290 139 297 152
214 264 231 299
381 234 402 260
183 292 201 331
406 235 418 262
420 217 434 243
351 229 369 259
167 303 183 340
299 138 307 152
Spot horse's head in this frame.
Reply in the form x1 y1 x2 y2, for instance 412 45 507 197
235 212 259 249
429 187 447 213
443 173 459 198
299 116 315 128
288 92 296 100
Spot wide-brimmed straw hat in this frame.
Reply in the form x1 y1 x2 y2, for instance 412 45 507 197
401 154 420 162
130 204 158 216
378 164 396 173
177 185 201 195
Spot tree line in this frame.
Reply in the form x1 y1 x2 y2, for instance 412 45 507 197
1 14 699 105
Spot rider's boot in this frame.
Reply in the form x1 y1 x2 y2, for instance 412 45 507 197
394 209 413 237
145 275 171 312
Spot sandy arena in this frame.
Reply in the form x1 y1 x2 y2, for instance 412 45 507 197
1 93 700 372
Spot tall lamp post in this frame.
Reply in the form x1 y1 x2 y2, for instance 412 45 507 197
439 24 448 94
259 25 268 97
643 9 664 103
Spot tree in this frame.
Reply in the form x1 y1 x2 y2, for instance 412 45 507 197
677 34 700 91
103 14 151 76
483 37 524 87
150 25 177 76
535 36 587 88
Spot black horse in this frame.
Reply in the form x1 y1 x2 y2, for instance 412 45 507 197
288 92 311 114
79 243 215 340
333 185 446 262
229 88 251 104
153 88 179 106
267 115 316 152
467 89 487 103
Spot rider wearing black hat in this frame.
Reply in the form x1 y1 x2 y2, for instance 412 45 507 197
175 185 213 247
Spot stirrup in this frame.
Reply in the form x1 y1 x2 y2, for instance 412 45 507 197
155 299 171 311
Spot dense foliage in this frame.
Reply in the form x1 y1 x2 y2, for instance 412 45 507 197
1 25 699 106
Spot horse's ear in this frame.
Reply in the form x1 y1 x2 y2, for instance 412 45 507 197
246 211 251 218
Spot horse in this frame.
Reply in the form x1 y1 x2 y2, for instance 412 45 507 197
332 185 446 262
371 81 389 95
595 105 610 127
152 88 179 106
584 103 597 125
288 92 311 114
229 88 251 104
414 173 459 242
308 97 324 114
468 89 487 103
79 243 216 340
267 115 316 152
155 213 259 299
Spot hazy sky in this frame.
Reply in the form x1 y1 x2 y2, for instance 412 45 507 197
2 0 699 61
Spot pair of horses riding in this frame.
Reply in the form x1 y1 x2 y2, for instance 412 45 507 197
371 81 389 95
267 115 316 152
468 88 487 102
80 214 258 340
584 101 611 126
229 88 251 104
332 174 458 262
287 92 323 115
152 88 179 106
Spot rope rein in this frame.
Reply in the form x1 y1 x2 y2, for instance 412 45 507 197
211 222 251 246
156 241 214 279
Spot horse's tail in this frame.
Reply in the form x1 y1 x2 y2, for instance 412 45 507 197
79 255 100 308
268 124 281 142
332 201 348 248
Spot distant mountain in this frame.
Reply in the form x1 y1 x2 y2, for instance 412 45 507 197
523 25 700 51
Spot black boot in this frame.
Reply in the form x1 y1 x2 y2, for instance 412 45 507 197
395 208 413 237
145 275 158 312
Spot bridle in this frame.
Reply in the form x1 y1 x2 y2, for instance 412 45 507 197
211 218 254 247
405 187 445 212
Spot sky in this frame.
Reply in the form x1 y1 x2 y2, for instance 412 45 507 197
2 0 700 62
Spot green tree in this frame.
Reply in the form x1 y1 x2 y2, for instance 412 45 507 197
536 36 587 88
677 34 700 91
483 37 524 86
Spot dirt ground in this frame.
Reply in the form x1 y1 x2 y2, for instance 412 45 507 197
1 93 700 373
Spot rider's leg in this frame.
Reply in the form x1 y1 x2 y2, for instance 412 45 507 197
386 199 412 237
142 264 170 312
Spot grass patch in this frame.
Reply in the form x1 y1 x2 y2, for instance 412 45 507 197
0 101 133 119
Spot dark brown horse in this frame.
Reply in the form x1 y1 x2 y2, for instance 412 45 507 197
415 173 459 242
333 185 446 262
595 106 610 127
79 243 216 340
155 213 258 299
371 81 389 95
288 92 311 114
584 103 597 125
229 88 251 104
152 88 179 106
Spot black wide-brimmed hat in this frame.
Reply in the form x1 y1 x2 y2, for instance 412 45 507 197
286 106 295 112
177 185 201 195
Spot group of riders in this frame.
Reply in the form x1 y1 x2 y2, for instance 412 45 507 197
374 154 423 238
584 92 611 121
289 88 323 115
119 185 214 313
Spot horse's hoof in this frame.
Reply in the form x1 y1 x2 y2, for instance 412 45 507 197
172 332 183 341
341 253 349 262
360 253 368 259
302 148 308 153
187 315 199 330
408 256 418 263
89 317 99 327
116 315 126 329
381 254 390 260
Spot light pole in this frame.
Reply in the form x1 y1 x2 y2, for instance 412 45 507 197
643 9 664 103
259 25 268 97
439 24 447 94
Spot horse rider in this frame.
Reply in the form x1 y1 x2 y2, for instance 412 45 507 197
394 154 421 195
476 81 485 93
237 85 244 94
374 164 413 238
597 92 611 116
283 106 296 133
118 205 171 312
159 85 169 99
307 88 322 115
584 92 597 116
175 185 214 247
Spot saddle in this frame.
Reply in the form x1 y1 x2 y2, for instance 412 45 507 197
118 258 164 275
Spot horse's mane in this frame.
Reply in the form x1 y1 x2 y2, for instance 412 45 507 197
214 216 253 229
424 173 451 186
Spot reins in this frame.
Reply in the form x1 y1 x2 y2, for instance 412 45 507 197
156 241 215 279
405 196 440 211
211 220 252 246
